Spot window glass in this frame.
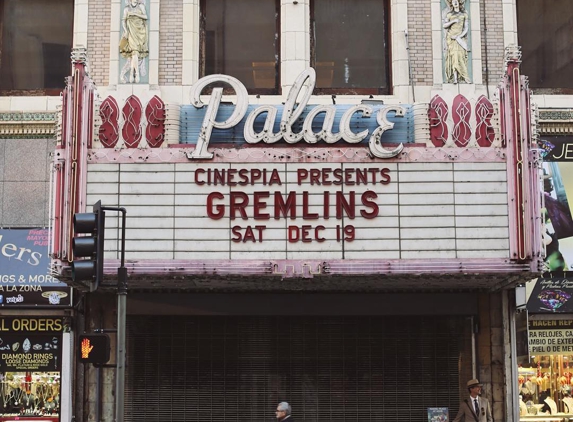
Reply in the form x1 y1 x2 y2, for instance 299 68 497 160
0 0 74 92
312 0 389 93
202 0 279 93
1 372 61 417
518 0 573 92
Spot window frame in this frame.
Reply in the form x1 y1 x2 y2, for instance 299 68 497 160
0 0 73 96
517 0 573 94
310 0 391 95
199 0 281 95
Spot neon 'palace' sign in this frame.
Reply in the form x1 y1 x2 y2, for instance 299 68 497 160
187 68 405 160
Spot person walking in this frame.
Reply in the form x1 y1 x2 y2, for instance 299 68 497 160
452 379 493 422
275 401 293 421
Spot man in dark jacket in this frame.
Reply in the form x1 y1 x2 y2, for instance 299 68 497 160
276 402 293 421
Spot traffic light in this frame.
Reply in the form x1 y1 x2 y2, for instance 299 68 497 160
71 200 105 292
78 334 110 364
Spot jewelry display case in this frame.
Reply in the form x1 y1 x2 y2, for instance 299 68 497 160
0 372 60 421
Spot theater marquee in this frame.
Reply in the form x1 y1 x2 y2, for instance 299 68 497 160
51 53 542 282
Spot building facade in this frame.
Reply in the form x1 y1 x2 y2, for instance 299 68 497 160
3 0 573 421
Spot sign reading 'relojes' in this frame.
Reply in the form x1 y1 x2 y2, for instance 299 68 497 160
528 320 573 355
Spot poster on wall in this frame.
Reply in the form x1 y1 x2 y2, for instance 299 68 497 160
0 229 71 307
526 139 573 313
527 275 573 313
540 138 573 272
428 407 449 422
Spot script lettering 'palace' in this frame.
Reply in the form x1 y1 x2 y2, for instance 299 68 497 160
187 68 404 160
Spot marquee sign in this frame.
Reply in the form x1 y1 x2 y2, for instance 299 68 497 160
187 68 404 160
50 49 542 283
197 164 391 245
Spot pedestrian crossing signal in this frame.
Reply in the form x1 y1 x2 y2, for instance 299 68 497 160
78 334 110 364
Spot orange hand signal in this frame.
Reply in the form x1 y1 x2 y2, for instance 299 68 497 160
81 337 94 358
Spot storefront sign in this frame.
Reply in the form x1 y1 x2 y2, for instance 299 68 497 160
540 138 573 161
0 334 61 371
0 317 65 332
0 317 64 371
0 229 71 307
527 276 573 313
528 320 573 355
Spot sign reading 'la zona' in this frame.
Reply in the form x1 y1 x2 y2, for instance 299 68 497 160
0 229 71 307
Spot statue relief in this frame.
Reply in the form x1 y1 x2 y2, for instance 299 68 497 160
443 0 470 84
119 0 149 83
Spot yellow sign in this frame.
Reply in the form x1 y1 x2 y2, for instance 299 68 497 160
529 328 573 355
0 317 63 332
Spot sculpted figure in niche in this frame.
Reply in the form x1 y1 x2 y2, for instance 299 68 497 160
119 0 148 83
443 0 470 84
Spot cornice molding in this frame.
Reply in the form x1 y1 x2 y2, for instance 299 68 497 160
538 108 573 135
0 111 56 139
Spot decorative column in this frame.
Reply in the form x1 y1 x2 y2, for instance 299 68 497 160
281 0 310 93
182 0 200 87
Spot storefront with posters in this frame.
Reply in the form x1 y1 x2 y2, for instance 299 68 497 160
0 229 73 422
518 137 573 419
50 51 542 421
519 288 573 417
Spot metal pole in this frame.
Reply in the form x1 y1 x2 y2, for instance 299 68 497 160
104 206 127 422
95 366 102 422
116 266 127 422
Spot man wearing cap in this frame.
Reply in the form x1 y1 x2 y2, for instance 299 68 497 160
452 379 493 422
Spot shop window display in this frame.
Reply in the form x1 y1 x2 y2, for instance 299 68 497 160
518 355 573 418
0 372 60 421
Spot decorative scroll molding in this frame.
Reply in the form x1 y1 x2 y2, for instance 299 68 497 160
51 258 538 285
87 146 506 164
94 94 174 148
538 109 573 135
428 94 498 147
0 112 57 139
99 97 120 148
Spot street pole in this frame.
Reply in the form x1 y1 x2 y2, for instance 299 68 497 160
102 206 127 422
116 265 127 422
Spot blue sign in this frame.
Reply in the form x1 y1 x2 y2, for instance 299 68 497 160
180 103 415 146
0 229 71 307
